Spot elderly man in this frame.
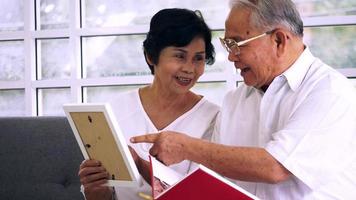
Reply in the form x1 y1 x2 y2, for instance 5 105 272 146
131 0 356 199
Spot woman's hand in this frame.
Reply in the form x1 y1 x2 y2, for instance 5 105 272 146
78 159 113 200
128 145 154 185
153 177 169 198
129 146 140 165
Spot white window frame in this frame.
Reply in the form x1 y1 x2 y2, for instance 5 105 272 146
0 0 355 116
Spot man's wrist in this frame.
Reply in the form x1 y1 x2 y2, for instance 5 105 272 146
184 136 198 161
185 137 210 164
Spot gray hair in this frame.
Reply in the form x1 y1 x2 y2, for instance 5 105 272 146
229 0 303 37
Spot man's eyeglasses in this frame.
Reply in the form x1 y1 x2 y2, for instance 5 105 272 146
219 30 274 55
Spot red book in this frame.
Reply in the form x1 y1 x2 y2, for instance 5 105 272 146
149 156 259 200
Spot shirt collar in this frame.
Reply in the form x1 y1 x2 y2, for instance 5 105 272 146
245 84 261 98
245 86 254 98
244 46 316 97
282 46 317 91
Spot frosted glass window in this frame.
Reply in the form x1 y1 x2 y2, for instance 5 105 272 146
38 88 71 116
36 38 71 80
0 40 25 81
192 82 227 106
84 85 144 103
0 89 25 116
38 0 69 30
211 31 232 74
82 35 149 78
294 0 356 17
0 0 24 31
304 26 356 69
83 0 229 28
82 32 229 78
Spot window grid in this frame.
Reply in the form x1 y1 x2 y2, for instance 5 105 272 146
24 0 37 116
0 1 355 116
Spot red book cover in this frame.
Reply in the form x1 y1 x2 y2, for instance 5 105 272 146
149 156 259 200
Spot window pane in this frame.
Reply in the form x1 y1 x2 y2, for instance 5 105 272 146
38 88 71 116
82 32 229 78
82 35 149 78
0 0 24 31
83 0 229 28
0 40 25 81
84 85 144 103
192 82 227 106
37 38 71 80
39 0 69 30
0 89 25 116
304 26 356 69
210 31 231 73
295 0 356 17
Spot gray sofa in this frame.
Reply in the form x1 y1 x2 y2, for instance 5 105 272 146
0 117 84 200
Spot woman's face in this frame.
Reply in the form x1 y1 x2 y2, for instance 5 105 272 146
153 37 206 95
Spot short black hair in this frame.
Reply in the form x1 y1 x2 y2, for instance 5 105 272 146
143 8 215 75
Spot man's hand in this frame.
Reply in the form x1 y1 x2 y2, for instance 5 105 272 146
78 159 113 200
130 131 192 165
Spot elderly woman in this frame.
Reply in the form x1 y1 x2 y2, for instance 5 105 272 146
78 8 219 200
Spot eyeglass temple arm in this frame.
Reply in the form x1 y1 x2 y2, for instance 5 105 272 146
237 30 274 46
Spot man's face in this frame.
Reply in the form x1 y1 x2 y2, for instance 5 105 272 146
224 7 277 89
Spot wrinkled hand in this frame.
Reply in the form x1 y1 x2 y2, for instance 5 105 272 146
131 131 191 165
78 159 113 200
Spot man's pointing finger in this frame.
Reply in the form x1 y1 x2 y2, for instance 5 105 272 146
130 133 159 143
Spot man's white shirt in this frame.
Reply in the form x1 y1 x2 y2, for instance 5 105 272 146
214 47 356 200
